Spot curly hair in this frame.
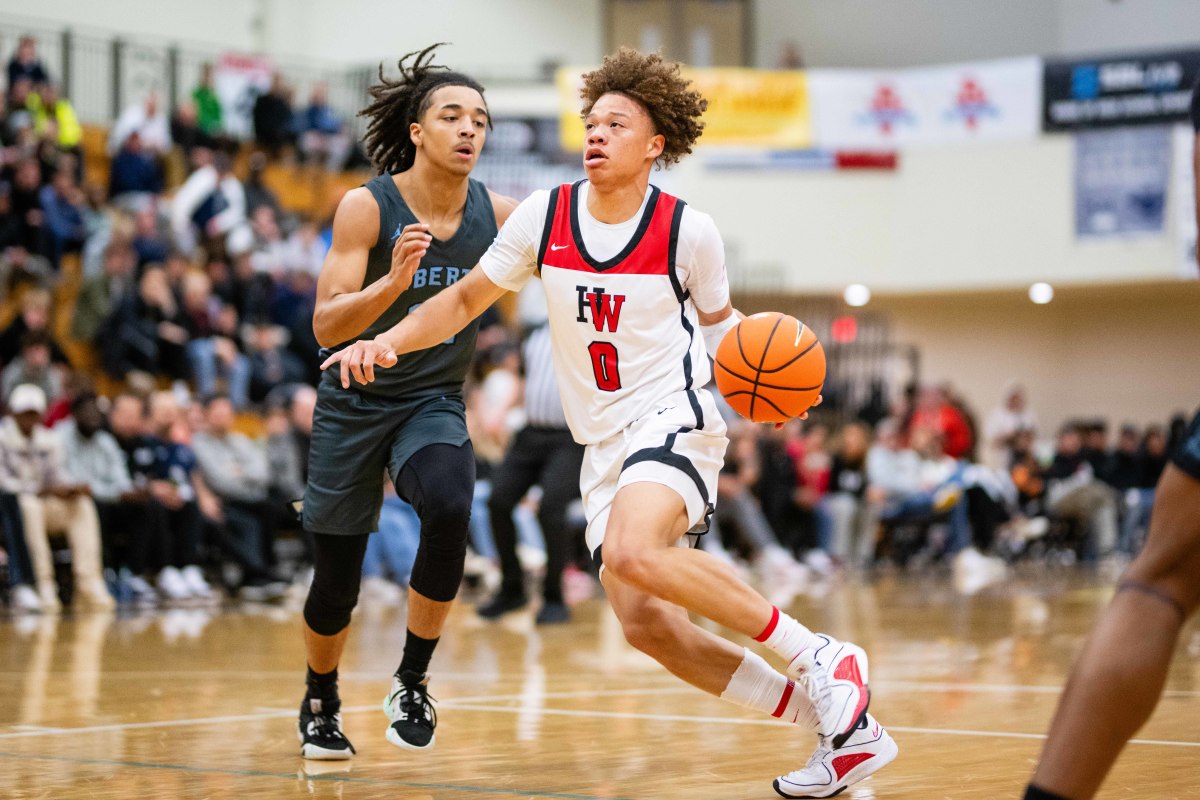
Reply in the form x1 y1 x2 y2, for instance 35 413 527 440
359 43 489 174
578 48 707 167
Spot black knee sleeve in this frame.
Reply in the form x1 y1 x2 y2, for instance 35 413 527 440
398 444 475 603
303 533 368 636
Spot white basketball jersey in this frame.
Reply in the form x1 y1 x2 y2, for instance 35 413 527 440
481 180 730 445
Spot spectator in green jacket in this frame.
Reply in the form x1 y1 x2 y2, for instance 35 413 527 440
193 63 223 136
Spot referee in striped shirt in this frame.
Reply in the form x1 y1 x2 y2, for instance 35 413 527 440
478 322 585 624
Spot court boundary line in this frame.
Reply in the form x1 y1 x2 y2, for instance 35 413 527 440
0 750 635 800
436 702 1200 748
2 690 1198 748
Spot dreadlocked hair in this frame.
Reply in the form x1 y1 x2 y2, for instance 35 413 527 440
579 48 707 167
358 43 489 174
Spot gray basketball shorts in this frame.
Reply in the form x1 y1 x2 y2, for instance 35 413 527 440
302 380 470 536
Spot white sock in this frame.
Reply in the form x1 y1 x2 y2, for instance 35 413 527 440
754 606 822 665
720 648 820 730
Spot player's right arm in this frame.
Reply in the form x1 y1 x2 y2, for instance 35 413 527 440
312 188 432 348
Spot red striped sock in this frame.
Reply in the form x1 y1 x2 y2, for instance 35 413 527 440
719 648 819 730
755 606 821 665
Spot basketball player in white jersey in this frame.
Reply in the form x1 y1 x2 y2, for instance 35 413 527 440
324 48 896 796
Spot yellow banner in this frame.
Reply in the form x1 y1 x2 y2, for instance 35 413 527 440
557 67 812 151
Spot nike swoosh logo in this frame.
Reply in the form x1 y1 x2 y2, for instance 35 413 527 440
550 243 569 251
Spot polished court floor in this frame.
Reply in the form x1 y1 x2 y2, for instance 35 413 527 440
1 569 1198 799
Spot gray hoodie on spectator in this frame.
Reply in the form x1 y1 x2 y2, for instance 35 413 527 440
192 430 269 503
55 419 133 502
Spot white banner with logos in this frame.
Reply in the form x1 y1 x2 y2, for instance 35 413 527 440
1175 124 1199 278
809 57 1041 149
214 53 274 139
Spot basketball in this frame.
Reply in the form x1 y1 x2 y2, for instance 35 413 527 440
713 312 826 424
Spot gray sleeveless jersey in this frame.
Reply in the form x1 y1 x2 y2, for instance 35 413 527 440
322 174 498 399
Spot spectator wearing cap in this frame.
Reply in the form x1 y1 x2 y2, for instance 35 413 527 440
57 392 170 605
0 383 112 610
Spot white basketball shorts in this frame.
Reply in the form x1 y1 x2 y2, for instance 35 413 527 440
580 389 729 567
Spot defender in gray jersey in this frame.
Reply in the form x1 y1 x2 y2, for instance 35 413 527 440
296 45 518 761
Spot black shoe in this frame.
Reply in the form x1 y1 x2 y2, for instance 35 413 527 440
477 591 527 619
383 670 437 750
298 695 356 760
535 601 570 625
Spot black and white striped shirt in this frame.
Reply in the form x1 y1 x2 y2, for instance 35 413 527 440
522 323 569 429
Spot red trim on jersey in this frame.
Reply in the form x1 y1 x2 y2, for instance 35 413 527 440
540 182 679 276
754 606 781 642
771 679 796 719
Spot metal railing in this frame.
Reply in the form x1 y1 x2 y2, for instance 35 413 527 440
0 19 374 136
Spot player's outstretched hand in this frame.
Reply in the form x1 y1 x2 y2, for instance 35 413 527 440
774 394 823 430
321 338 398 388
389 223 432 291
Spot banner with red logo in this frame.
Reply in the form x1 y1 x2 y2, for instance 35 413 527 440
808 57 1041 149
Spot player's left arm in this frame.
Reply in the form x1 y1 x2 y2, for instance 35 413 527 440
682 210 742 354
686 210 819 422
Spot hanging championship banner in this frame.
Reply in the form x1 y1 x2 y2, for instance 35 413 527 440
557 67 811 150
808 57 1041 149
1043 49 1200 130
1074 125 1171 239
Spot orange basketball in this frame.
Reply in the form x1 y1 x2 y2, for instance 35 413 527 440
713 312 825 424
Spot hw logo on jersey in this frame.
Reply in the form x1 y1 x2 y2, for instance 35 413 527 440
576 285 625 332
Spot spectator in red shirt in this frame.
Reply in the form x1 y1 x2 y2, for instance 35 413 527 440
910 384 973 460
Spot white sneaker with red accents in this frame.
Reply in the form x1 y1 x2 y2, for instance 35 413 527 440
773 712 897 798
787 633 869 746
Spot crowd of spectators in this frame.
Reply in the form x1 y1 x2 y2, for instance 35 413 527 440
0 35 348 611
0 34 1185 617
700 380 1184 595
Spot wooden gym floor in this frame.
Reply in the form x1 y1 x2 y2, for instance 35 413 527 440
1 569 1197 799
